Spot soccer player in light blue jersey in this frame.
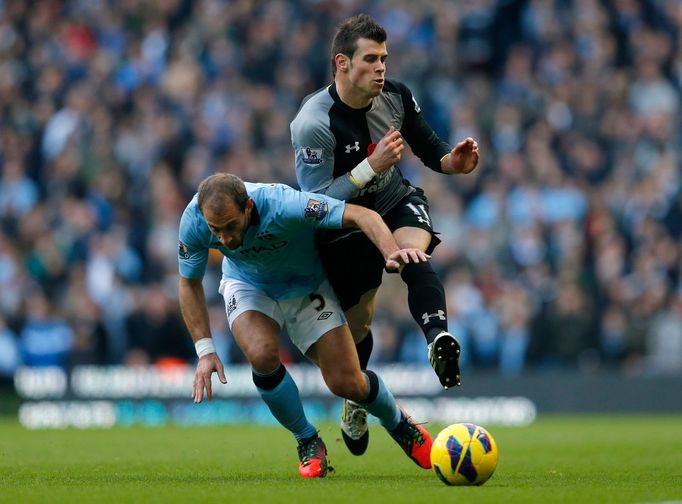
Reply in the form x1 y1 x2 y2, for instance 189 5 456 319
178 173 433 478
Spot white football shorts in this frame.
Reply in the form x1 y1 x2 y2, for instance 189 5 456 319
218 278 347 354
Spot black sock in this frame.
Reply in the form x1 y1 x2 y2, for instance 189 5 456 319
357 370 379 404
400 262 448 344
252 363 286 390
355 331 373 370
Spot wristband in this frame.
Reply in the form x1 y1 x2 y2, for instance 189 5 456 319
348 173 362 188
349 158 375 188
195 338 216 358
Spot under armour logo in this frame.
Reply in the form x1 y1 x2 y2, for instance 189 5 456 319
422 310 446 325
345 141 360 153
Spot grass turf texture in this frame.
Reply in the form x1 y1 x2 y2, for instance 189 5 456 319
1 415 681 504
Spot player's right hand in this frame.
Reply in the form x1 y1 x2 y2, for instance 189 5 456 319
368 127 404 173
385 247 430 272
193 353 227 403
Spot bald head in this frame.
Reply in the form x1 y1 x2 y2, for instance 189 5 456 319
197 173 248 215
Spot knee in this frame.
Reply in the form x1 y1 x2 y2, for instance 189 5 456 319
245 344 280 373
251 356 281 374
232 312 282 374
348 319 372 342
325 372 367 402
400 260 435 282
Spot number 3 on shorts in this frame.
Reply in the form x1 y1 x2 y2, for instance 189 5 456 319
309 293 325 311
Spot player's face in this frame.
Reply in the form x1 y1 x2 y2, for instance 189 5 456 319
347 38 387 100
204 198 253 250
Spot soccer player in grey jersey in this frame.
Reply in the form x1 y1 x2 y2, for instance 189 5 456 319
290 14 480 456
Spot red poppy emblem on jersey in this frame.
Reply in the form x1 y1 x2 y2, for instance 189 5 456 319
367 143 377 156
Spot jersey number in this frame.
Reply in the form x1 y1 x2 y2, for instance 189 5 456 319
405 202 431 226
309 293 325 311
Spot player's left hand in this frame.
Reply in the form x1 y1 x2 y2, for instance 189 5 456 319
385 248 430 272
445 137 480 174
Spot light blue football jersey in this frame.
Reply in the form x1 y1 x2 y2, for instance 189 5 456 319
178 182 345 300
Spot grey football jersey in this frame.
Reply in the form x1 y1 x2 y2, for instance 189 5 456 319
290 79 450 216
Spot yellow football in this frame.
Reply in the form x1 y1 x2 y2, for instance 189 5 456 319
430 423 498 486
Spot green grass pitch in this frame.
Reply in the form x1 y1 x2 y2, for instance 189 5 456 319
1 415 681 504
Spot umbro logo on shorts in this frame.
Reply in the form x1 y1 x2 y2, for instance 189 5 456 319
317 312 332 320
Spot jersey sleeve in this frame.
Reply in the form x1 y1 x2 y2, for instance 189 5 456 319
291 111 337 193
397 81 451 172
280 185 346 230
291 102 364 201
178 204 210 280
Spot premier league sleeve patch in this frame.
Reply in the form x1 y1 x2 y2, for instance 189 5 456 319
301 146 323 164
304 198 328 221
178 241 190 259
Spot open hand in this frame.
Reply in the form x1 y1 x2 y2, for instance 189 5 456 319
193 353 227 403
385 248 430 272
446 137 480 174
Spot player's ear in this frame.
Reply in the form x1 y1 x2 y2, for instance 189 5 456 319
245 198 254 211
335 53 349 73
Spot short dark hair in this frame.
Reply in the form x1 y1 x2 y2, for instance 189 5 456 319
197 173 248 214
331 14 387 76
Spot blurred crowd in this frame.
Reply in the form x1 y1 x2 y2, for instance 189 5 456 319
1 0 682 382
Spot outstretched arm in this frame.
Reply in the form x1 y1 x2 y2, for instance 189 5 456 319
440 137 480 174
396 81 480 175
341 203 429 271
179 276 227 402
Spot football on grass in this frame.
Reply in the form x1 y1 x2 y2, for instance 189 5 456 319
430 423 498 486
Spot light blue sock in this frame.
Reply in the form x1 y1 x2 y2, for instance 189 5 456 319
358 370 402 431
255 368 317 441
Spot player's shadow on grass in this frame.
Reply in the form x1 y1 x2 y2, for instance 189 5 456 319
63 473 432 485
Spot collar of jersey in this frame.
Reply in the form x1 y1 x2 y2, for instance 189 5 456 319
248 199 261 228
230 201 261 251
329 82 373 113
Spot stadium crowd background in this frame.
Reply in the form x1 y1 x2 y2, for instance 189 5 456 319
1 0 682 382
